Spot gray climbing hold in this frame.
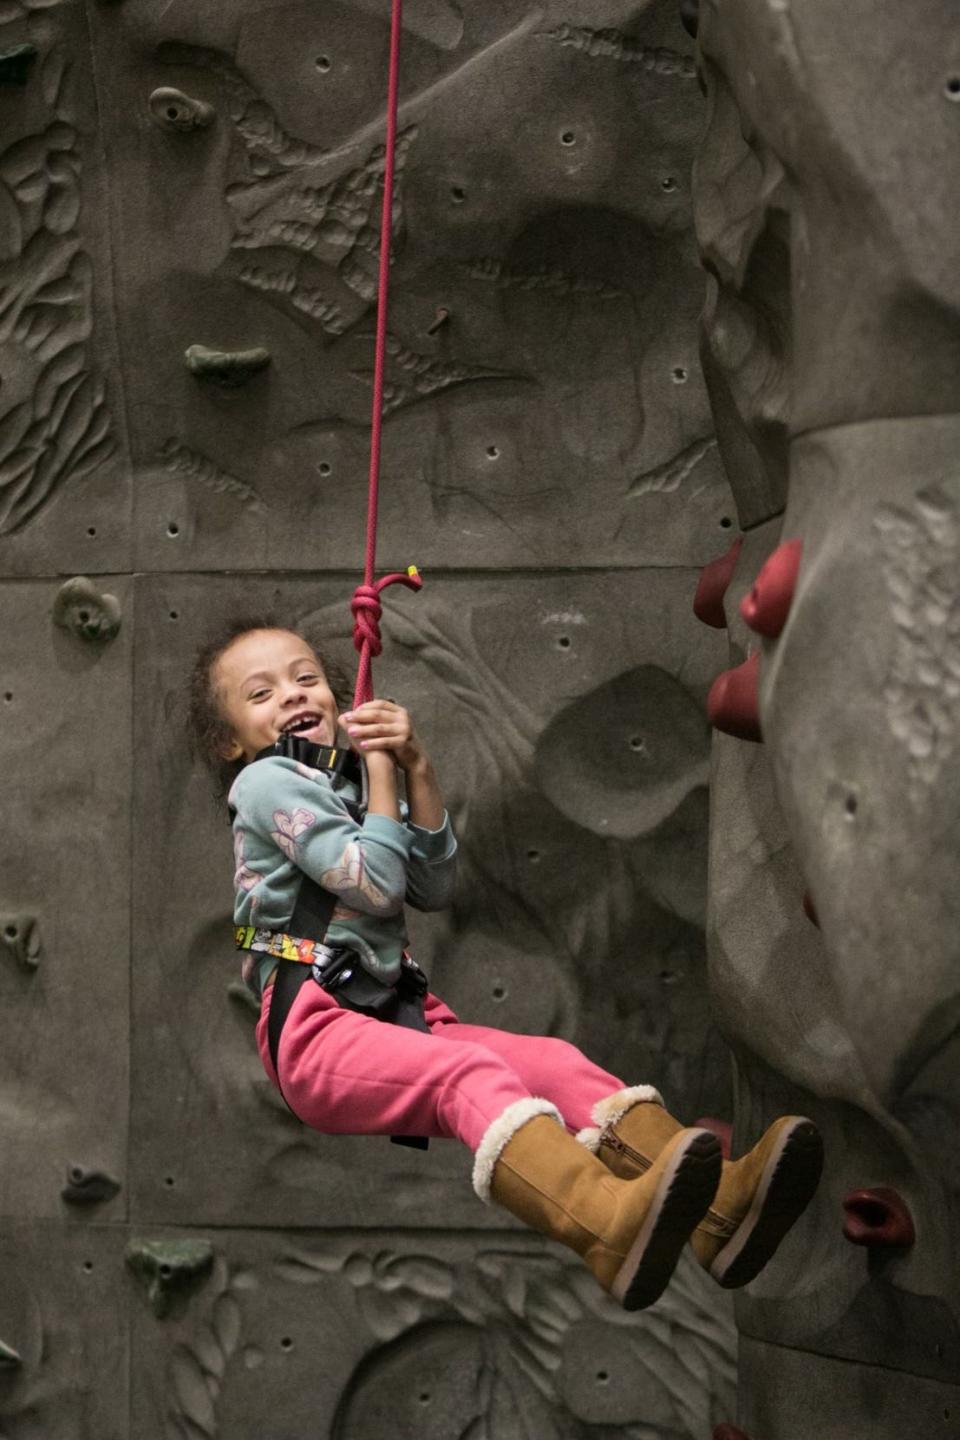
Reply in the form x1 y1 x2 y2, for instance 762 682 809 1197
185 344 271 386
149 86 215 131
53 577 122 643
62 1163 122 1206
125 1239 214 1319
0 44 38 86
0 912 40 969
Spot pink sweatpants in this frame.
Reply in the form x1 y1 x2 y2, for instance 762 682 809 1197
256 980 624 1153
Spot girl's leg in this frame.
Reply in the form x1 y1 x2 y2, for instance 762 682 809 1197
256 979 541 1151
432 1022 625 1132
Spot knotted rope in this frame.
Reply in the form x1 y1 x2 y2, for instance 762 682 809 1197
350 0 422 710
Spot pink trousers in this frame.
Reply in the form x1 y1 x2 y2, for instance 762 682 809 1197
256 980 624 1153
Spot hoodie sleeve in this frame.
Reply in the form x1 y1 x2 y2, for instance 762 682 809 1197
233 757 414 916
403 811 458 912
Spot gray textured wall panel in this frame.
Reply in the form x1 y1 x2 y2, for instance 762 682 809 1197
83 0 730 574
0 1221 129 1436
0 577 129 1221
0 1 130 576
127 1228 735 1439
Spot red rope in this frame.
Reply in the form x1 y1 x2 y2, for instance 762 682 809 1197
351 0 421 710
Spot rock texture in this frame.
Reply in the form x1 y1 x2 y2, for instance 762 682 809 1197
0 0 738 1434
692 0 960 1434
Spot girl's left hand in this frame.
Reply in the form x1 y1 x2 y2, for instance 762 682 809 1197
340 700 427 772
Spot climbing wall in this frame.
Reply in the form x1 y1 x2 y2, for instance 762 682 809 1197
691 1 960 1437
0 1 741 1435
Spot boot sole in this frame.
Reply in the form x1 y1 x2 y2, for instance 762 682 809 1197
611 1129 722 1312
710 1118 824 1289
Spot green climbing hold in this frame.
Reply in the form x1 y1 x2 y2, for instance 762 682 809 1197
125 1238 214 1319
185 344 271 387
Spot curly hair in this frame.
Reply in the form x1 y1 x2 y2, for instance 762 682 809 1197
187 615 351 796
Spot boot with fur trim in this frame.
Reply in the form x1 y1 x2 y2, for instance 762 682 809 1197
589 1088 824 1289
473 1097 721 1311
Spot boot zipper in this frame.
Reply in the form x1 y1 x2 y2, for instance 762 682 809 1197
599 1128 653 1174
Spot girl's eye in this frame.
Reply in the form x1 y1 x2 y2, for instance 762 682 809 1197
298 673 319 683
249 689 270 701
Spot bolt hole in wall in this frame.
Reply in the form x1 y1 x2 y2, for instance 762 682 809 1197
4 691 12 703
164 1175 175 1187
661 175 677 191
596 1370 610 1385
450 184 466 203
672 366 688 383
486 445 499 460
82 1260 93 1273
527 848 541 863
315 54 331 72
169 610 179 621
167 522 180 538
87 526 97 537
560 129 576 146
945 75 960 100
491 984 507 1001
317 460 332 476
418 1392 431 1405
556 635 571 650
280 1337 294 1352
845 793 858 819
719 516 733 529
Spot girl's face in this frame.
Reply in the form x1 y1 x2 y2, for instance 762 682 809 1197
214 629 340 762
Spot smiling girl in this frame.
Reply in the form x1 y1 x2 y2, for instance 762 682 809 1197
187 618 822 1313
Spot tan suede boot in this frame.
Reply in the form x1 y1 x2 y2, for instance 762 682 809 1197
587 1088 823 1289
473 1098 721 1311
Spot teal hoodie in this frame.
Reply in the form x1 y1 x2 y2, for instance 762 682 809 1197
229 754 457 997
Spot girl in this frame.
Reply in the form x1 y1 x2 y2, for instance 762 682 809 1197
188 618 823 1312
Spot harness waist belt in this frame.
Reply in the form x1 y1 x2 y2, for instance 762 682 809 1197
235 925 335 967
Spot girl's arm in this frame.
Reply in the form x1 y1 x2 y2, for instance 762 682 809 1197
342 701 456 911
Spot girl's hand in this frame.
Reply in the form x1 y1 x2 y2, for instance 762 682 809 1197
340 700 428 773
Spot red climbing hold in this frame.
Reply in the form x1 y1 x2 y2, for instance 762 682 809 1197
740 538 803 638
842 1188 916 1248
694 537 743 629
802 890 820 928
713 1426 752 1440
707 651 763 742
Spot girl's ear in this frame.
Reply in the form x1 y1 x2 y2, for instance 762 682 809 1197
219 734 244 762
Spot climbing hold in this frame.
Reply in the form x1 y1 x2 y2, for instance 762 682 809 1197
740 539 803 638
53 577 121 643
679 0 699 40
707 651 763 742
426 306 451 335
185 344 271 386
802 890 820 928
842 1188 916 1248
125 1238 214 1318
0 912 40 969
62 1163 122 1206
149 86 215 131
693 537 743 629
0 44 38 86
0 1339 22 1370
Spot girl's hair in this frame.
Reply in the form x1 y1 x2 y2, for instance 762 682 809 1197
187 615 351 796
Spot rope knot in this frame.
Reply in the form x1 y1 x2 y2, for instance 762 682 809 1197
350 584 384 658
